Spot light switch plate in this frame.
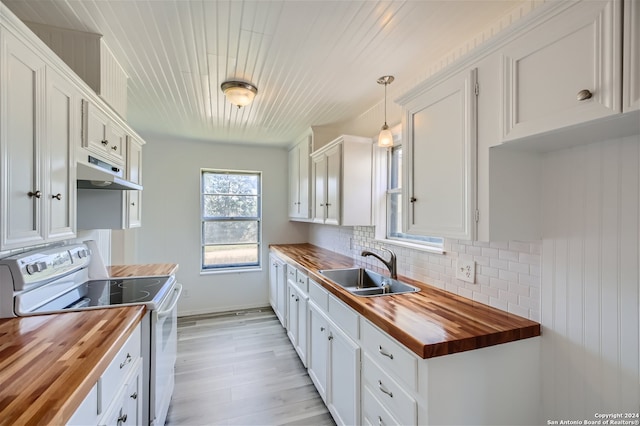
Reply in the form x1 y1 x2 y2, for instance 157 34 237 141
456 259 476 284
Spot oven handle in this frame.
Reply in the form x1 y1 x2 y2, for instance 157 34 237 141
157 283 182 317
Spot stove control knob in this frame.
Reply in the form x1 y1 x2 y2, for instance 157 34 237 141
26 262 47 274
77 249 88 259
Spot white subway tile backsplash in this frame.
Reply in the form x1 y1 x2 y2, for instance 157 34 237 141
307 224 540 320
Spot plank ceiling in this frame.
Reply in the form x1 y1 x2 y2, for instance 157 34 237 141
3 0 524 146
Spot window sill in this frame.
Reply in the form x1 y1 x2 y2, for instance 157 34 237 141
374 238 445 255
200 267 263 276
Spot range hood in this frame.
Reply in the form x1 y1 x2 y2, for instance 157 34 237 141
77 157 142 191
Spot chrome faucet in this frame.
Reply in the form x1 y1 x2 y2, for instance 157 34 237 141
361 248 397 279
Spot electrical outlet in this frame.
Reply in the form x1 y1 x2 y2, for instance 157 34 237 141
456 259 476 284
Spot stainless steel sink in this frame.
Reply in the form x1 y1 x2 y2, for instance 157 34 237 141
318 268 420 297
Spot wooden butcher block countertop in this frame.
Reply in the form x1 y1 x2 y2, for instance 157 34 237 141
108 263 179 277
271 243 540 359
0 306 145 426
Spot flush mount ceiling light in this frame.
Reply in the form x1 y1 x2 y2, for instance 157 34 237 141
221 80 258 108
377 75 394 148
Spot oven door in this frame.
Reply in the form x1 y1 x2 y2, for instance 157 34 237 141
151 283 182 426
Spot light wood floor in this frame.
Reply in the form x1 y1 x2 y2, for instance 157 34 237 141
166 308 336 426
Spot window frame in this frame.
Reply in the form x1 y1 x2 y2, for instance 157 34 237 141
373 129 445 254
200 168 263 273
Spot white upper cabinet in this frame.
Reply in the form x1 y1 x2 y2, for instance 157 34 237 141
623 0 639 112
400 69 477 241
311 135 373 227
46 67 78 241
83 100 126 167
288 131 312 220
0 30 78 250
500 0 621 142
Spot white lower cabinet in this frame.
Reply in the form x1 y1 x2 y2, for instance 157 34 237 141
268 253 287 327
308 301 360 426
68 323 142 426
98 359 142 426
286 266 309 366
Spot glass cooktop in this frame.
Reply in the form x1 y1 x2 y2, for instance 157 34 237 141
61 276 175 311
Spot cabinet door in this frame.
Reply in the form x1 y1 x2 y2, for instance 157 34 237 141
126 191 142 228
84 101 109 155
327 325 361 426
324 144 341 226
126 136 143 185
46 68 77 241
106 122 126 165
276 259 287 328
624 0 639 112
288 145 301 217
501 0 621 141
308 304 329 402
296 295 308 366
1 31 46 250
404 69 477 240
287 283 299 346
297 135 311 218
312 154 327 223
268 255 279 312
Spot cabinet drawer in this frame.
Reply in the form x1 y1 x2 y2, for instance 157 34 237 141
328 294 359 340
362 353 417 426
287 264 297 283
362 384 405 426
99 325 141 411
309 279 328 311
295 270 308 293
362 320 417 390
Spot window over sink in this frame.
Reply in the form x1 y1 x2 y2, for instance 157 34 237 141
374 132 444 253
200 169 262 271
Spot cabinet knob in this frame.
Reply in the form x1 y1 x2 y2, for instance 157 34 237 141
325 203 331 207
378 416 384 426
28 190 41 199
576 89 593 101
101 139 108 146
328 334 333 341
378 345 394 359
378 380 394 398
117 413 128 425
131 202 136 206
52 193 62 200
320 203 325 207
320 327 325 332
130 391 138 400
410 197 417 203
120 353 132 369
111 145 118 151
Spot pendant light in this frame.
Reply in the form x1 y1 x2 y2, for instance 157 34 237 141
377 75 394 148
221 80 258 108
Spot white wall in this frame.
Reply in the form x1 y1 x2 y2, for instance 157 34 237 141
541 135 640 419
135 135 308 316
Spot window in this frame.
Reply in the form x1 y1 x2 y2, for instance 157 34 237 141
201 170 261 271
385 145 443 248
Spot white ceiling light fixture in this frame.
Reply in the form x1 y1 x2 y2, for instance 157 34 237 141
221 80 258 108
377 75 394 148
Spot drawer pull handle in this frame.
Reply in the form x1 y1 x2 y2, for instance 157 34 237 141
320 327 325 332
117 413 128 425
378 380 393 398
120 353 132 369
111 145 118 151
52 193 62 200
576 89 593 101
101 140 108 146
378 345 394 359
28 190 42 199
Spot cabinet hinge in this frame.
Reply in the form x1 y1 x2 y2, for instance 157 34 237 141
474 209 480 222
474 82 479 96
